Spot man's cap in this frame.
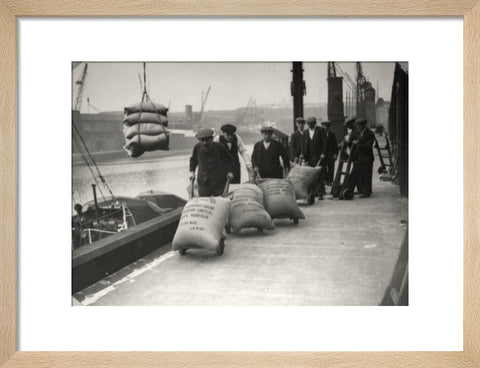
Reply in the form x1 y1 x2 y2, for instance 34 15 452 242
195 128 214 140
354 118 367 125
321 120 331 126
295 117 305 124
220 124 237 133
260 126 274 133
306 117 317 125
344 117 356 127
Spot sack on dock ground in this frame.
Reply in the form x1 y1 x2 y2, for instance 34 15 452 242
124 133 169 158
229 184 274 233
258 179 305 220
124 102 168 116
123 112 169 127
287 165 321 199
172 197 231 251
123 123 169 139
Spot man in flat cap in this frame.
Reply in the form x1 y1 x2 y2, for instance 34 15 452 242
304 117 327 199
350 118 375 198
344 117 357 143
213 124 251 184
251 126 290 179
289 117 307 164
189 128 234 196
321 120 339 185
344 116 356 135
342 116 358 160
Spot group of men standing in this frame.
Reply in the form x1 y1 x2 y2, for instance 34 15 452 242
189 117 375 199
289 116 338 199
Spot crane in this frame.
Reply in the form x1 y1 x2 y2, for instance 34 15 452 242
356 62 367 104
327 62 337 78
197 86 211 129
237 97 253 125
335 63 356 91
335 63 357 117
355 62 376 124
326 61 346 124
74 63 88 112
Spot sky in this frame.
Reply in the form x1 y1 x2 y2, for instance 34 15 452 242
73 62 397 114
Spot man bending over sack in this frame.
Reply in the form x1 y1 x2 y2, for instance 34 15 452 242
189 128 234 196
214 124 252 184
251 126 290 179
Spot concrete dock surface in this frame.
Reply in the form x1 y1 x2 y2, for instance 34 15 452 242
75 160 408 306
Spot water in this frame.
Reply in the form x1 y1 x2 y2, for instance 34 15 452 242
73 154 191 205
72 145 254 206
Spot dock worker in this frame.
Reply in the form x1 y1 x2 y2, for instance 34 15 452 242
304 117 327 199
189 128 234 196
214 124 252 184
342 117 358 159
251 126 290 179
344 117 358 143
289 117 307 164
321 120 339 185
350 118 375 198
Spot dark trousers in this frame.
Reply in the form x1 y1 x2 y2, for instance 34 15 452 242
231 163 241 184
324 157 335 184
350 160 373 196
309 164 326 196
198 179 226 197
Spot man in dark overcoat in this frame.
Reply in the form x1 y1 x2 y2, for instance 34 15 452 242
350 118 375 198
214 124 251 184
189 128 234 196
289 117 307 164
321 120 339 185
304 117 327 199
251 126 290 179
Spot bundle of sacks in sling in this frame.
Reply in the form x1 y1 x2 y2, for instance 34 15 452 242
123 102 169 158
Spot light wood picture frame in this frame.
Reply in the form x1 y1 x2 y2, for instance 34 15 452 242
1 1 478 367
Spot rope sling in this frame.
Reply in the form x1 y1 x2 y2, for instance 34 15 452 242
135 62 168 150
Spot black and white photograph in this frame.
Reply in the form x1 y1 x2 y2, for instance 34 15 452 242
71 61 408 306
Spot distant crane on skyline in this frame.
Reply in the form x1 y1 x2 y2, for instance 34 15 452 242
74 63 88 112
197 86 211 129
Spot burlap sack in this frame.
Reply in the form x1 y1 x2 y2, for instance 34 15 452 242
229 184 274 233
287 165 321 199
123 112 168 127
172 197 231 251
124 133 169 157
123 122 169 139
258 179 305 220
232 183 264 205
124 102 168 116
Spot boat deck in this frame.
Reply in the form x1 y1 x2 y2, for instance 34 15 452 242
74 160 407 306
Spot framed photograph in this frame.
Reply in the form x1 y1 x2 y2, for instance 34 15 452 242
1 1 478 367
